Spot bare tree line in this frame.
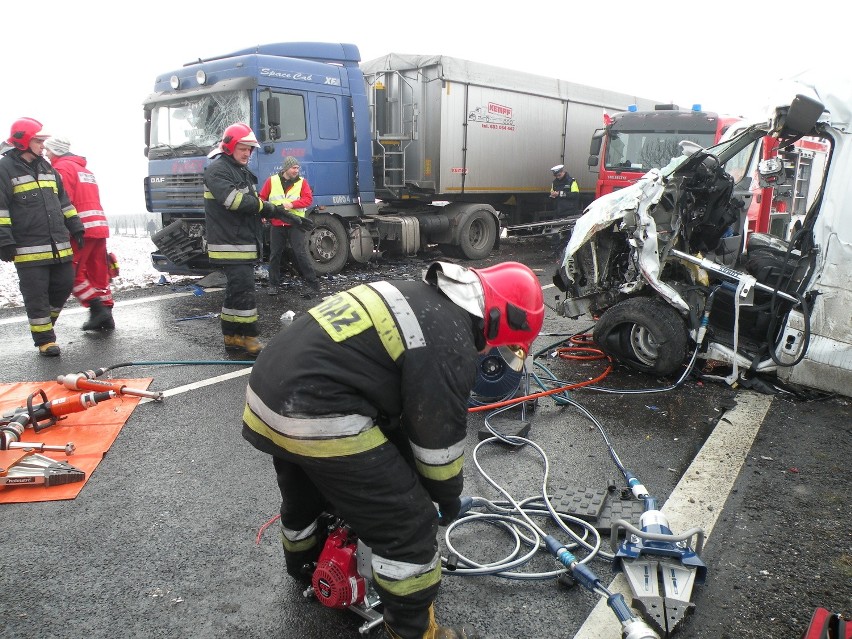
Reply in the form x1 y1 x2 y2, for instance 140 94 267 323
111 213 162 237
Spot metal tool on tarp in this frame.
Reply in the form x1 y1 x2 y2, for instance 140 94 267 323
1 388 118 445
0 448 85 489
610 473 706 638
56 373 163 401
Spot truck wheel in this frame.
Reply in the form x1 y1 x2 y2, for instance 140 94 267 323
307 213 349 276
457 209 497 260
592 297 689 376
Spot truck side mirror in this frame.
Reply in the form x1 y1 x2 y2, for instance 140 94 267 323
267 97 281 127
774 94 825 137
588 155 598 168
589 131 603 156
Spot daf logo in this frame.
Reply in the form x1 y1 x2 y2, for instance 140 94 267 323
150 177 166 183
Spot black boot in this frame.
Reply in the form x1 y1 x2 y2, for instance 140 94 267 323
82 300 113 331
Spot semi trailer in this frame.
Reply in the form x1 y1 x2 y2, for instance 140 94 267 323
143 42 656 275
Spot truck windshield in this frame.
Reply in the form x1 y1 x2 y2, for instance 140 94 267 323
605 130 717 171
148 90 251 158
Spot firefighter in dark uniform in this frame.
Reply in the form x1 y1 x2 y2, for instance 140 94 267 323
243 261 544 639
549 164 580 217
203 122 312 357
0 117 84 357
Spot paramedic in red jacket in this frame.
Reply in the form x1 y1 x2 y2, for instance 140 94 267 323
44 136 114 331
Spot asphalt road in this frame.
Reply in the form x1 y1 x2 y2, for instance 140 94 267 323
0 238 849 639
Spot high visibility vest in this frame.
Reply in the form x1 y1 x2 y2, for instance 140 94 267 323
267 175 306 218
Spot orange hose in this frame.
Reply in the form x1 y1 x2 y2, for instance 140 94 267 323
468 338 612 413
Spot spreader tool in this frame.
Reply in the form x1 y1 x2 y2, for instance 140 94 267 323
0 448 85 489
1 388 118 441
56 373 163 401
611 474 706 638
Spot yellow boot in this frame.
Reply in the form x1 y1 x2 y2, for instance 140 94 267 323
223 335 264 357
384 604 480 639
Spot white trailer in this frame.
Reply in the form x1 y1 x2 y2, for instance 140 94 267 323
362 54 657 231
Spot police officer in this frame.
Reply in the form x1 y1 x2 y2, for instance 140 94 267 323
0 118 84 356
549 164 580 217
242 261 544 639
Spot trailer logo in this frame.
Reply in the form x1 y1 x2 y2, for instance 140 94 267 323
468 102 515 130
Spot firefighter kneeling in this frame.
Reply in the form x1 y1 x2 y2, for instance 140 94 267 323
243 261 544 639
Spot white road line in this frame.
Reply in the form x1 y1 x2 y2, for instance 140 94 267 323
573 390 774 638
0 288 222 326
138 366 252 404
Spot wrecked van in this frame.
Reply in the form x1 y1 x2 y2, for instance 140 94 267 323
553 76 851 397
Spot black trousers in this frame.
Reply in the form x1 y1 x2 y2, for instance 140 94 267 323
271 437 440 639
16 262 74 346
220 263 258 337
268 224 317 288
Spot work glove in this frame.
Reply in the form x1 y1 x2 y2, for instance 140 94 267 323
0 245 16 262
437 498 462 527
298 214 316 232
73 232 85 248
261 201 278 218
272 205 316 231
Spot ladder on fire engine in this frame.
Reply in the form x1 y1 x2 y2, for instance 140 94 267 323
372 70 415 195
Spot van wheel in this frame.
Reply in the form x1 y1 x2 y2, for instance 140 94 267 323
457 209 497 260
593 297 689 376
307 213 349 276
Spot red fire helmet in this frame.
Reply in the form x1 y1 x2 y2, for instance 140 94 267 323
471 261 544 356
7 117 48 151
221 123 260 155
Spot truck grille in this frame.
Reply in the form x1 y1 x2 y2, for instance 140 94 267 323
145 175 205 215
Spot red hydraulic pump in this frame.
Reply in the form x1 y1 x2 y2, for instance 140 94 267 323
303 521 384 634
311 525 368 608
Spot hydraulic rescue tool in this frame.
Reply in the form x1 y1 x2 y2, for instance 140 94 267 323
56 373 163 401
0 388 118 441
0 448 85 489
0 387 121 490
611 475 706 638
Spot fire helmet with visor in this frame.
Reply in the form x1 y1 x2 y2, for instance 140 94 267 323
424 260 544 355
7 117 50 151
221 123 260 156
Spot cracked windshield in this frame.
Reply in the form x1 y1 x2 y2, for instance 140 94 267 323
149 90 250 157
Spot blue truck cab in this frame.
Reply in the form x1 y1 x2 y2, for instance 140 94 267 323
144 42 377 275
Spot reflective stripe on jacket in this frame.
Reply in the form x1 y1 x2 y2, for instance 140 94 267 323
203 153 264 265
49 154 109 239
0 149 83 267
243 279 481 505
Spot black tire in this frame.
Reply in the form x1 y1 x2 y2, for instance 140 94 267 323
457 209 497 260
306 213 349 276
592 297 689 376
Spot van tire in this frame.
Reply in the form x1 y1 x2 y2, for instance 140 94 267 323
593 297 689 376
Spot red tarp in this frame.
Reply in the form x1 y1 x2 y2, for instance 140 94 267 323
0 379 151 503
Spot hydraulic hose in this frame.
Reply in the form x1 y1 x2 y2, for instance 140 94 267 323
79 360 255 378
